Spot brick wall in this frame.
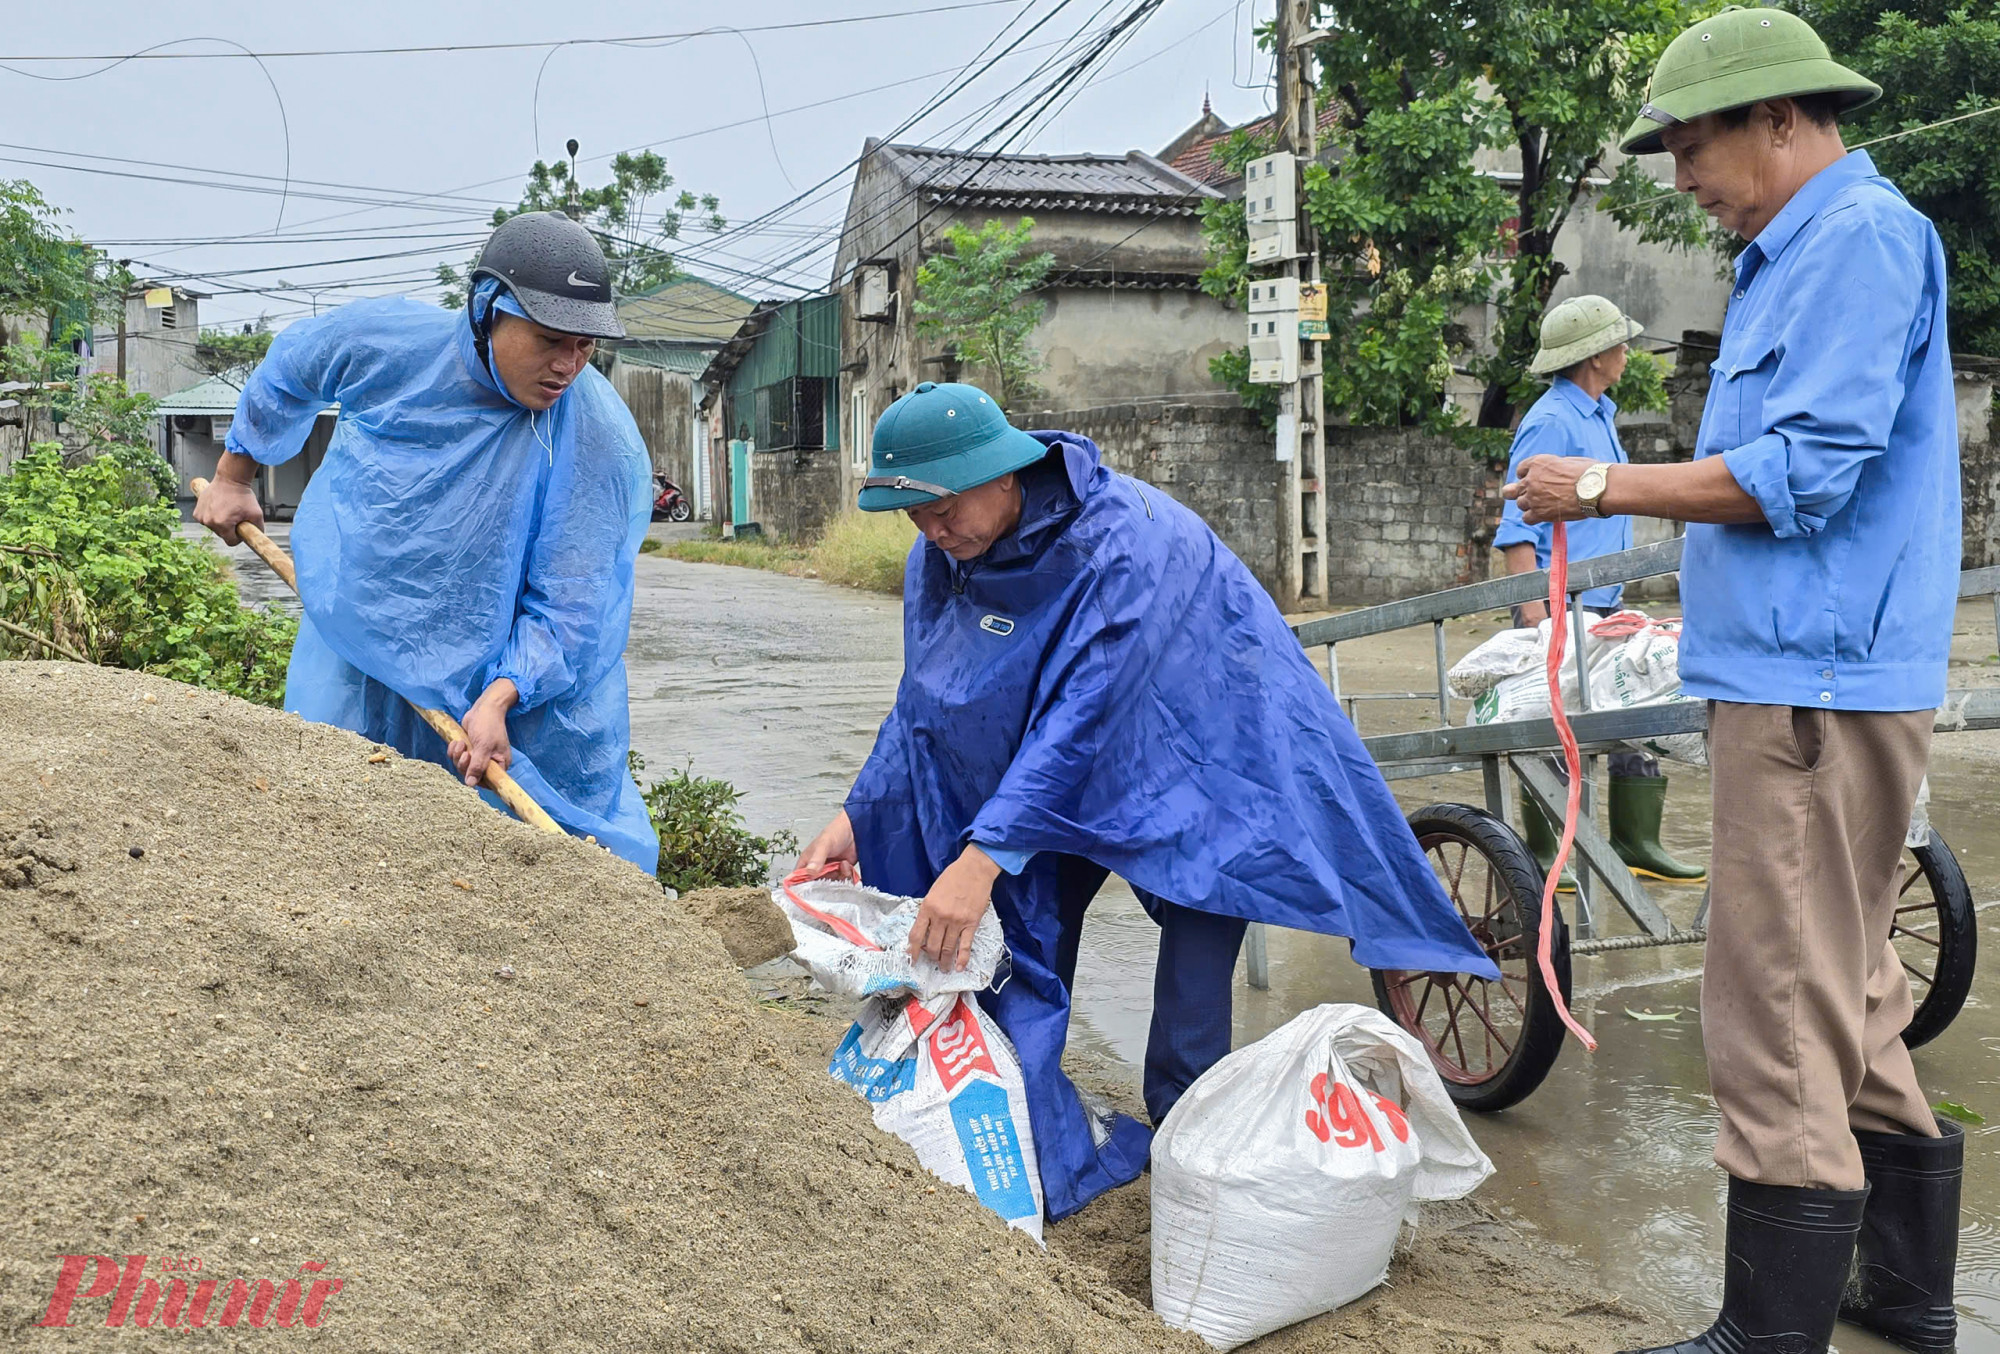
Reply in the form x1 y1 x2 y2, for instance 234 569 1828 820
1015 403 1508 606
1012 402 1284 595
1321 426 1507 604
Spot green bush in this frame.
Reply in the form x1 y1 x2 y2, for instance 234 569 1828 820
629 751 800 894
0 443 296 704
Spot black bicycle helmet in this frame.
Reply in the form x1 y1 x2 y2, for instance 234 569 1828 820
469 211 626 340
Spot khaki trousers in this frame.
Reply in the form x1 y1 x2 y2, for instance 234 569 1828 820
1703 701 1941 1191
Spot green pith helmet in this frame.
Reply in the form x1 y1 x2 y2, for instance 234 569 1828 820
1618 6 1881 155
1529 295 1644 377
857 381 1050 512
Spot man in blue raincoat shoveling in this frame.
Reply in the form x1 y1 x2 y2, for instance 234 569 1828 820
798 381 1499 1220
193 212 659 872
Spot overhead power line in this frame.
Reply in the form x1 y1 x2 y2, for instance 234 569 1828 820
0 4 1020 64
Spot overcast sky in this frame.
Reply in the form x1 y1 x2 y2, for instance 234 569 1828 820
2 0 1275 332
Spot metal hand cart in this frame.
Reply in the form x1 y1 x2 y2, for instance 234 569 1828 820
1253 537 1990 1110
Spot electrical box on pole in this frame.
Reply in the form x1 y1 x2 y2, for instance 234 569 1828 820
1244 153 1300 264
1247 278 1300 384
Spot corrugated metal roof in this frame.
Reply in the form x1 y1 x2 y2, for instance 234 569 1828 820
875 145 1222 215
616 275 757 342
614 342 717 375
154 370 252 416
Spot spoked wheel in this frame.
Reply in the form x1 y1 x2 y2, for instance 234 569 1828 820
1370 803 1571 1112
1897 829 1978 1050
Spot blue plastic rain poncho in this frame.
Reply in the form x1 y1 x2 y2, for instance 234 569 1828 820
846 434 1498 1219
223 284 659 871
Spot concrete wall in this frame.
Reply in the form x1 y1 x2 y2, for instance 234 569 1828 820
83 291 208 401
165 413 332 519
1012 402 1284 595
1031 287 1238 410
749 450 844 543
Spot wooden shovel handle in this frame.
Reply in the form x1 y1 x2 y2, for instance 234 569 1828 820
192 478 563 836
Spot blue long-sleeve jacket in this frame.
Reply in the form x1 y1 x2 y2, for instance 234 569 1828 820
1681 150 1959 712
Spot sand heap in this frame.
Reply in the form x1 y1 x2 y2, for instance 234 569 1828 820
0 663 1181 1352
0 662 1666 1353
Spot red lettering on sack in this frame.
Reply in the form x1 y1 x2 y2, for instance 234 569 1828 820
1304 1073 1410 1152
927 997 998 1093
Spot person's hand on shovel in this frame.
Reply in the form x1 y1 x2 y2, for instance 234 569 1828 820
449 679 518 787
193 451 266 547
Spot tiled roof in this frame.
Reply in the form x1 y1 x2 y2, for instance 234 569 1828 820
1165 106 1345 187
873 145 1222 216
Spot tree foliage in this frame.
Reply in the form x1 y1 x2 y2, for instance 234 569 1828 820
0 444 296 704
437 151 725 308
0 179 128 347
195 323 274 380
1202 0 1705 430
913 217 1056 410
1786 0 2000 356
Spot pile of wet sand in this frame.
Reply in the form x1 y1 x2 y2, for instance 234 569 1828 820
0 662 1667 1351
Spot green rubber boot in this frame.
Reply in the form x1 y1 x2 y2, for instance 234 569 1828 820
1519 800 1576 893
1610 775 1707 882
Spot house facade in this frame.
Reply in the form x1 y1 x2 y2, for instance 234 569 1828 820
83 283 210 401
829 141 1238 513
697 294 844 541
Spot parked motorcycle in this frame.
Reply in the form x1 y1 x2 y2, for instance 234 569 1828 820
652 475 692 523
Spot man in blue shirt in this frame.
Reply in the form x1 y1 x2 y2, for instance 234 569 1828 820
1511 10 1961 1352
1496 295 1705 887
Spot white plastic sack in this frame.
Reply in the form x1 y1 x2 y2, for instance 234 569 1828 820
1151 1005 1494 1350
1447 625 1545 699
777 876 1007 999
1586 618 1708 767
828 990 1046 1241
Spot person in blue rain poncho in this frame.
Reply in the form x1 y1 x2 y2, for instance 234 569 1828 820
192 212 658 872
797 381 1498 1220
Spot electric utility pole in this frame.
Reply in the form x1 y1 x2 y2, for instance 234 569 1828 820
1249 0 1327 609
1278 0 1327 608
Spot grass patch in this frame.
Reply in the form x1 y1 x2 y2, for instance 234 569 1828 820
806 511 916 592
651 512 915 595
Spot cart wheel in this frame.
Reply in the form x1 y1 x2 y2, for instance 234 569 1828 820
1370 802 1570 1112
1897 829 1978 1050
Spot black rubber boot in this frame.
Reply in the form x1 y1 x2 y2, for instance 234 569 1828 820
1609 774 1707 882
1618 1176 1868 1354
1841 1120 1963 1353
1518 800 1576 893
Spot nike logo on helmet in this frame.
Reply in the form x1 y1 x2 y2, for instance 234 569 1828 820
566 270 594 289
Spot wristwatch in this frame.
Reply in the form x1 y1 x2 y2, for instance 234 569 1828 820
1575 462 1611 518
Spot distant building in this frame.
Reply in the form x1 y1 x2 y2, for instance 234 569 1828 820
829 139 1236 513
697 294 844 541
608 275 757 520
154 368 333 517
83 282 210 400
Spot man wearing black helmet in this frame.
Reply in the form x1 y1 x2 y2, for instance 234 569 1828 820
194 212 660 872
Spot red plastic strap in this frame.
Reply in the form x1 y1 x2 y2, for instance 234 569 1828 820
1539 523 1598 1052
780 864 884 953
